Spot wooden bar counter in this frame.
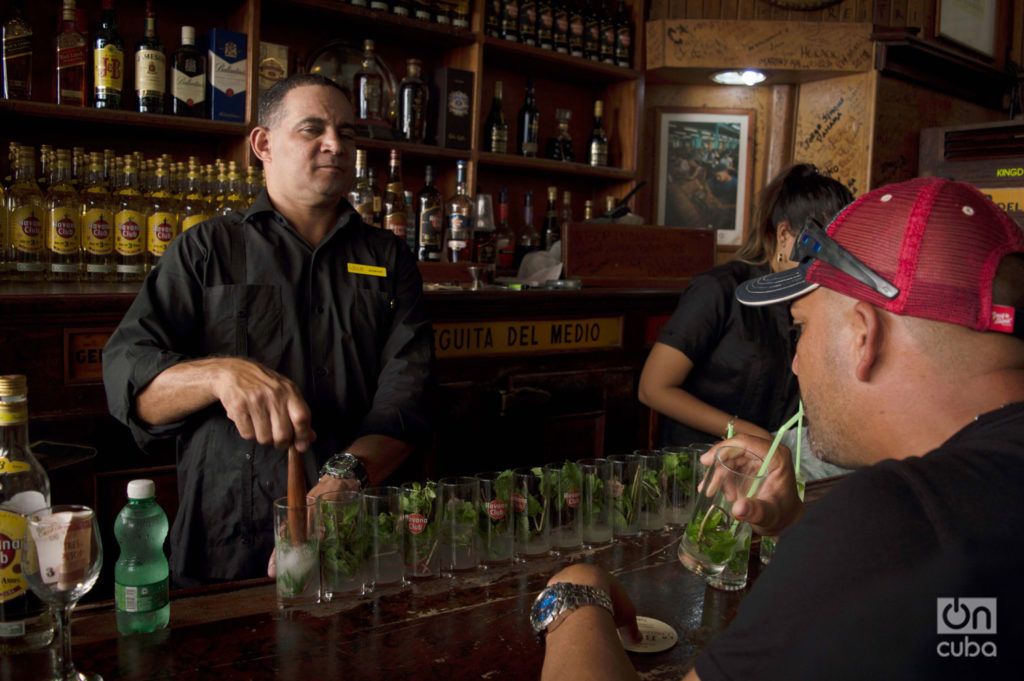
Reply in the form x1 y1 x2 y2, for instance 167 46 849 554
6 530 756 681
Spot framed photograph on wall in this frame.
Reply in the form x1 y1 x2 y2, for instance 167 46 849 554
937 0 998 59
655 108 754 247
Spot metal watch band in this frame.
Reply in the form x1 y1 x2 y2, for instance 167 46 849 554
529 582 614 640
319 451 369 488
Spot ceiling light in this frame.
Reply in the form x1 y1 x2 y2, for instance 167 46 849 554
710 70 767 86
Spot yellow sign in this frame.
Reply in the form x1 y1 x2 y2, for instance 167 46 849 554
115 209 144 256
980 188 1024 213
433 317 623 358
147 211 178 257
347 262 387 277
83 208 114 255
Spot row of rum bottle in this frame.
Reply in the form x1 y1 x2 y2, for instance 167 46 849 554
482 79 608 166
486 0 633 68
0 144 263 281
349 0 472 27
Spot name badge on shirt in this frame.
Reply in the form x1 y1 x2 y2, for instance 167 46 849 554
347 263 387 278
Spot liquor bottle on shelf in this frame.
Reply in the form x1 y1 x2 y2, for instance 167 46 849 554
0 375 54 655
397 59 428 143
349 149 375 227
416 164 442 262
515 190 539 267
180 161 209 232
600 0 616 64
369 0 390 12
351 0 368 7
483 80 508 154
354 40 385 127
604 194 616 216
517 79 540 158
553 0 570 54
368 166 383 228
545 108 574 162
135 1 166 114
114 159 146 281
588 100 608 167
444 160 472 263
614 0 632 68
37 145 53 194
9 147 45 280
72 147 86 189
146 159 179 271
172 26 206 118
501 1 519 42
383 149 407 241
583 199 593 220
392 0 411 17
542 185 559 250
537 0 554 50
403 189 416 252
583 1 600 61
0 182 7 279
452 1 471 28
568 1 585 58
1 0 32 100
45 149 82 281
559 188 572 235
217 161 246 215
485 0 502 38
93 0 124 109
519 1 537 47
494 187 515 272
434 2 451 25
414 0 434 22
55 0 87 106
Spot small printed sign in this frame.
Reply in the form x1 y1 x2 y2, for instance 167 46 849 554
347 262 387 277
433 317 623 359
620 616 679 653
980 188 1024 214
65 329 112 384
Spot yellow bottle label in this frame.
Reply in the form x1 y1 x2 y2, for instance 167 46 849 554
0 510 27 603
0 460 30 475
49 209 81 255
94 44 125 92
83 208 114 255
0 403 28 425
147 211 178 256
115 209 144 256
181 213 208 232
11 206 43 254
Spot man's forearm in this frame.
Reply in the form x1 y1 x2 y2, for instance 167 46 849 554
135 358 223 426
345 434 413 486
540 607 640 681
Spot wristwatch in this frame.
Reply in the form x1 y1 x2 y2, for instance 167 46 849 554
320 451 370 488
529 582 613 641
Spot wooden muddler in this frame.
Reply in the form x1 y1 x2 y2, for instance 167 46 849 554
286 446 307 546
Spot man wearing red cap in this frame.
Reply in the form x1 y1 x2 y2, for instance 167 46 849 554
531 178 1024 679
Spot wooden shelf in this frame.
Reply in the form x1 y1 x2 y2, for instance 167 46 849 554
482 37 641 84
0 100 248 137
356 137 470 161
271 0 477 48
477 152 634 180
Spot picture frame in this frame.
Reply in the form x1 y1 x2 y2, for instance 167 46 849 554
936 0 998 59
655 108 754 247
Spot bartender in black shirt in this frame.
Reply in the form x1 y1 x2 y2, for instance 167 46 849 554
102 74 433 584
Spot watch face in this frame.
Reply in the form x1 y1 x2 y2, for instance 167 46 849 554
532 588 559 628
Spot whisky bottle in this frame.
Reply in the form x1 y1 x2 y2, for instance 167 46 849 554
416 164 442 262
614 0 632 68
519 1 538 47
483 80 508 154
545 108 574 161
180 161 209 232
559 188 572 229
45 149 82 281
501 1 520 42
135 1 166 114
553 0 570 54
383 149 407 241
397 59 428 143
517 79 540 158
604 194 616 217
404 189 417 252
537 0 554 50
494 187 515 272
568 1 585 58
600 0 616 64
392 0 411 17
354 40 384 125
485 0 502 37
172 26 206 117
8 147 45 280
444 160 473 263
0 375 53 655
542 185 559 250
1 1 32 100
146 159 179 271
472 194 496 266
55 0 87 106
114 160 146 281
583 1 600 61
349 149 375 226
588 100 608 167
81 153 115 280
452 0 470 28
93 0 124 109
514 190 539 267
368 166 383 228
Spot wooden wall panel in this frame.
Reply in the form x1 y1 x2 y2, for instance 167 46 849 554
794 72 875 197
870 75 1003 188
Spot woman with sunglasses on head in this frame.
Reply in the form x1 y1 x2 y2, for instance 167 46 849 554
639 164 853 445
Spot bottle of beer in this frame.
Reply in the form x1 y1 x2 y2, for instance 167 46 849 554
416 165 443 262
383 150 407 241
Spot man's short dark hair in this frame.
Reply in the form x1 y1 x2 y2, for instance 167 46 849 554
257 73 352 129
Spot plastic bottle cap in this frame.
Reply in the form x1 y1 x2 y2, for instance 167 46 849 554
127 479 156 500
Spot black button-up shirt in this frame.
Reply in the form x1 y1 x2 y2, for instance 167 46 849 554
103 191 433 581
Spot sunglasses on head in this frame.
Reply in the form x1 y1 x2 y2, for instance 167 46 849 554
789 219 900 300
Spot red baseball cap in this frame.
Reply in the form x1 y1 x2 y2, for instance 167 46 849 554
738 177 1024 335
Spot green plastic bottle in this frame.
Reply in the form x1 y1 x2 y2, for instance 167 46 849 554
114 479 170 634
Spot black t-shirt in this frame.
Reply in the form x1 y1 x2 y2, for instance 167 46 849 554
656 261 799 444
695 402 1024 680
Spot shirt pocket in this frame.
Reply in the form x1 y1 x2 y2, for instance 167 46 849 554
347 286 395 345
201 284 284 368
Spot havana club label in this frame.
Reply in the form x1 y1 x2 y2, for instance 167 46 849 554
84 209 114 255
115 209 144 256
49 209 80 255
406 513 428 535
0 510 27 604
11 207 42 253
147 211 178 256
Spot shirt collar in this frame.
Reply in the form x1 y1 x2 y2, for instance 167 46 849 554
243 188 361 233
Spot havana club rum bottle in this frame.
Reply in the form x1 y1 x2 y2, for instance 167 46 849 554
45 149 82 281
180 161 210 232
81 153 115 280
114 159 146 281
8 147 45 280
146 159 179 271
444 160 472 263
349 150 376 227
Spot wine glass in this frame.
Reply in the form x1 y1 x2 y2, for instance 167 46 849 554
22 505 103 681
